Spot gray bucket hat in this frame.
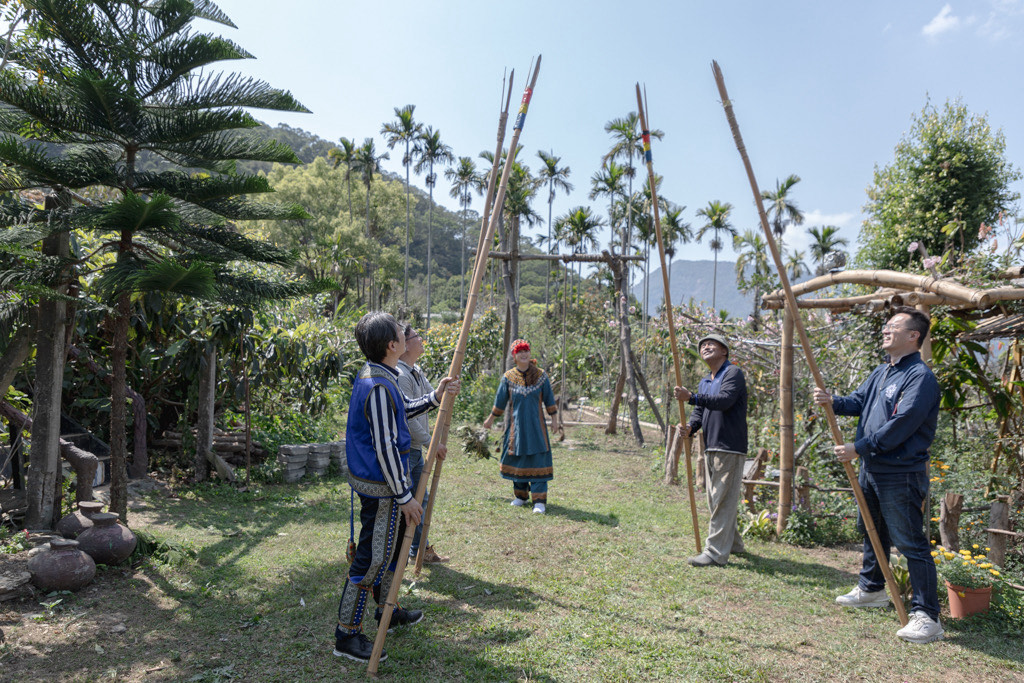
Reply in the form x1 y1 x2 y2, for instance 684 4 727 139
698 333 729 354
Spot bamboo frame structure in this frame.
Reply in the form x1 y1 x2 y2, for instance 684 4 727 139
712 60 909 626
369 57 543 672
635 84 701 552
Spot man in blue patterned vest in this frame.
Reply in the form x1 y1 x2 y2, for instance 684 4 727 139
334 312 459 663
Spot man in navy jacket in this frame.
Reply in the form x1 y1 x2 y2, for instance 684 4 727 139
675 333 748 567
814 306 943 644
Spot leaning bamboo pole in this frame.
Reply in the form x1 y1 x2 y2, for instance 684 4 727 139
369 57 543 672
412 70 516 577
712 61 908 626
635 84 701 552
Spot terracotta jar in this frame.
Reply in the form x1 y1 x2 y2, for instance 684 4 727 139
56 501 105 539
76 513 137 566
27 538 96 592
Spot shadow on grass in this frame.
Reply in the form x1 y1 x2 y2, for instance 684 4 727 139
1 481 561 682
727 549 861 589
479 495 619 527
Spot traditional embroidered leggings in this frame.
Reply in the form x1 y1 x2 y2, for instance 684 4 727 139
336 494 407 634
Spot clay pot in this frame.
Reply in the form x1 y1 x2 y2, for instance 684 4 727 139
27 538 96 592
56 501 106 539
76 513 137 566
945 580 992 618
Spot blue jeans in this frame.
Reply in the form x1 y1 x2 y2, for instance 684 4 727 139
408 448 429 554
857 468 939 620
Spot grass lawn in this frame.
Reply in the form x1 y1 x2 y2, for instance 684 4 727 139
1 425 1021 682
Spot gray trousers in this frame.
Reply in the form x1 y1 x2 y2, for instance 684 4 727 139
702 449 746 564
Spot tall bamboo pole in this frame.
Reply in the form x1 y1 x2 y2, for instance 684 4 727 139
413 70 515 576
369 57 542 672
712 60 908 626
635 84 701 552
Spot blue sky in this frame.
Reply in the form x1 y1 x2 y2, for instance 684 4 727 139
204 1 1024 266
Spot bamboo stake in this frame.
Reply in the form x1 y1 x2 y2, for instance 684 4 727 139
413 69 515 576
635 84 701 552
369 57 542 673
712 60 908 626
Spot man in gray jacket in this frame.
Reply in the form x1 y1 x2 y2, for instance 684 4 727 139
397 324 450 564
675 333 748 567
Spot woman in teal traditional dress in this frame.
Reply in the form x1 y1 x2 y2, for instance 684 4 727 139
483 339 560 514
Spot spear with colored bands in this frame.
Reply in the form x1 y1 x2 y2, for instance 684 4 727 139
711 60 908 626
413 68 516 577
369 56 543 673
635 84 702 553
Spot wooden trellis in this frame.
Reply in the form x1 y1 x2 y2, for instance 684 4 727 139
761 267 1024 533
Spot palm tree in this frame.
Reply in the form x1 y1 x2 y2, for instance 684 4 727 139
445 156 480 310
0 1 314 521
695 200 736 310
733 230 771 325
381 105 422 305
604 113 663 288
555 206 604 302
353 138 389 307
808 225 849 275
327 137 357 219
414 126 453 329
589 161 626 251
785 249 808 281
537 150 573 308
761 174 804 250
661 203 692 308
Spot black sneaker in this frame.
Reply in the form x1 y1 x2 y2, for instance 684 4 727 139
333 632 386 663
375 606 424 631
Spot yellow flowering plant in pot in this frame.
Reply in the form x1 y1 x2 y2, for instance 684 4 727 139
933 545 1002 589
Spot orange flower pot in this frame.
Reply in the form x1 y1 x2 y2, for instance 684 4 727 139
945 580 992 618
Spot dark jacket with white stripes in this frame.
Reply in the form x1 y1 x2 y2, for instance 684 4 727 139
688 360 748 455
346 361 440 503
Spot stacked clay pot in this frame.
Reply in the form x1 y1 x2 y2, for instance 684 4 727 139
56 501 105 539
76 512 137 566
27 538 96 592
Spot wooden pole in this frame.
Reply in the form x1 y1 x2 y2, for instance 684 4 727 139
635 84 701 552
712 60 908 626
413 69 516 577
369 57 542 673
777 307 794 534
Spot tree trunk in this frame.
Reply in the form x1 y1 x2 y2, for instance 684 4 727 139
26 224 69 528
195 345 216 482
605 355 625 435
109 292 130 522
777 307 794 535
631 354 664 434
426 182 434 329
610 257 643 446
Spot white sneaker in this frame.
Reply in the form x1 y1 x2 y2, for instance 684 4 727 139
896 611 944 644
511 498 526 507
835 586 890 608
533 503 546 514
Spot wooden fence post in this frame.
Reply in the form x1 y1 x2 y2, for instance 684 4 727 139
988 496 1010 567
939 492 963 552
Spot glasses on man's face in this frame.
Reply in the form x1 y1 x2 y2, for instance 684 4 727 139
405 334 420 342
882 324 905 333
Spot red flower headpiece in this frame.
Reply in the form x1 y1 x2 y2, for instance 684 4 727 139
510 339 530 355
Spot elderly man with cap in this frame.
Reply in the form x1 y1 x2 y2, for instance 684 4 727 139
674 333 748 567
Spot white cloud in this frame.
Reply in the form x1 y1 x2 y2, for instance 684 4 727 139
922 4 961 37
978 0 1024 39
